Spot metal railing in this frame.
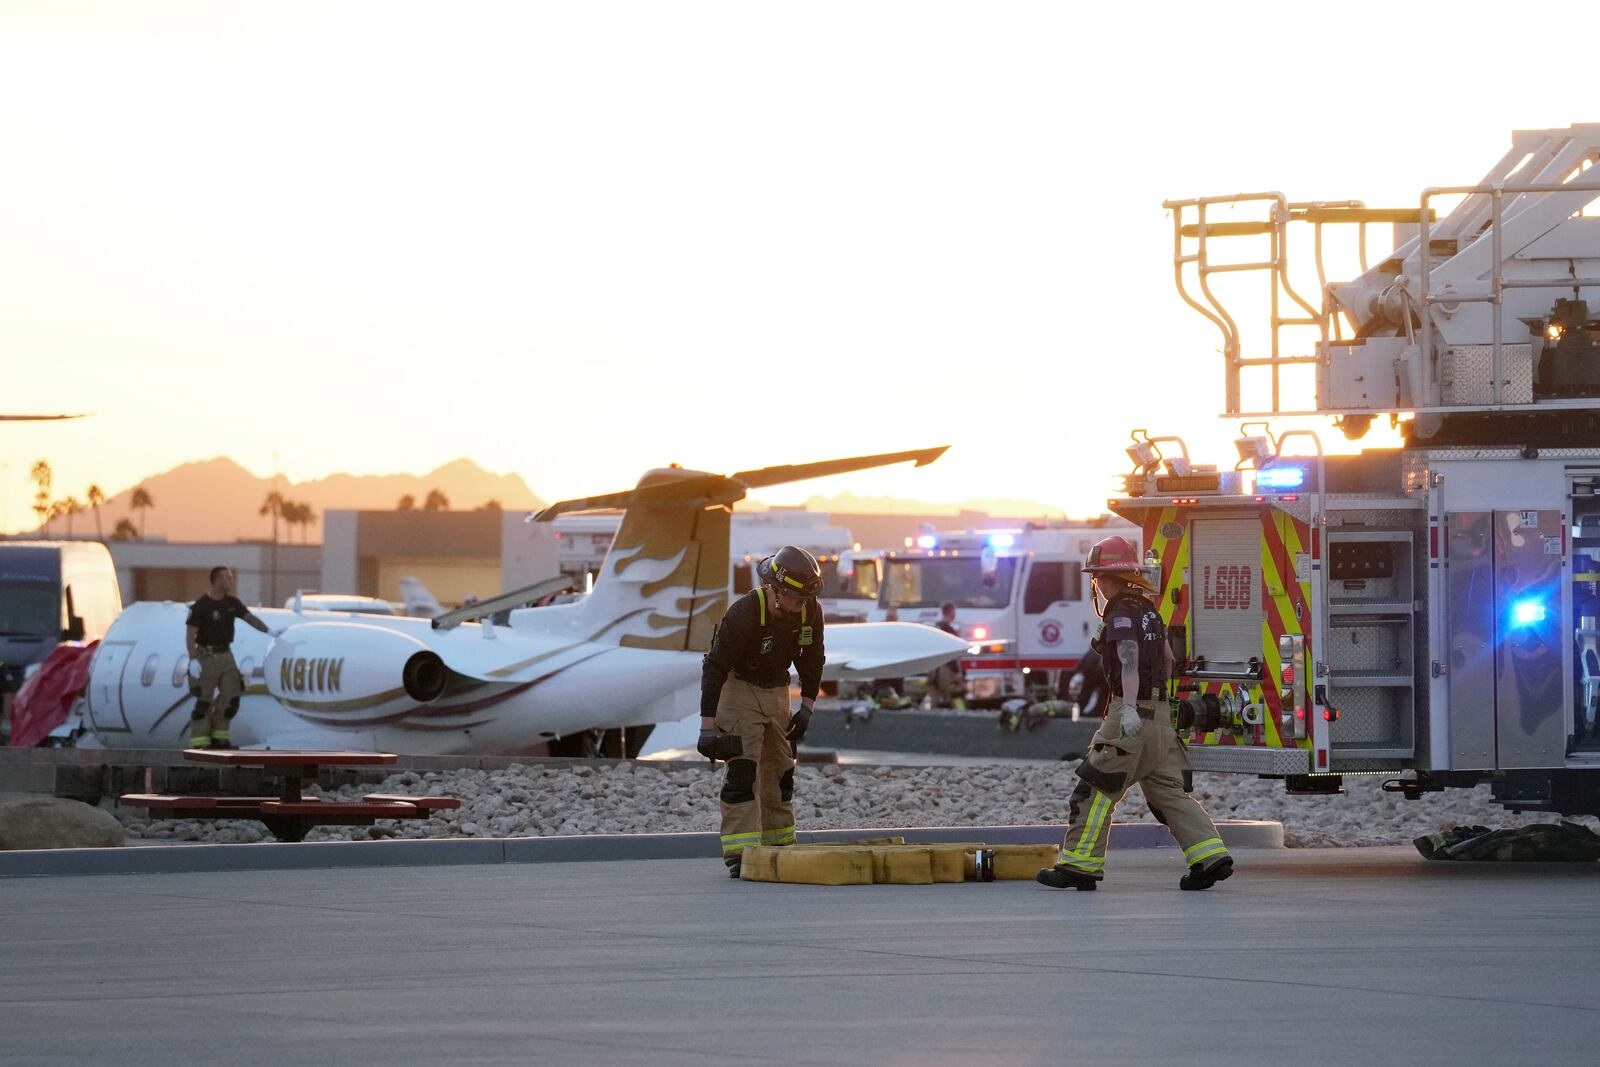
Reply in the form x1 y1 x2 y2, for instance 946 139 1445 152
1419 180 1600 406
1166 194 1422 415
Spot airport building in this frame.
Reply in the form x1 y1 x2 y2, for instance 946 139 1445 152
84 507 1069 609
105 541 320 606
320 510 559 609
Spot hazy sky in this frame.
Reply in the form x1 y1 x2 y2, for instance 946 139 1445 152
1 0 1592 532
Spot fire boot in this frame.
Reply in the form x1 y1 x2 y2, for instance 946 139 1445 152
725 856 742 879
1179 855 1234 891
1035 865 1099 891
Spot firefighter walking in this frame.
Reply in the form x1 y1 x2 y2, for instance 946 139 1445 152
1037 535 1233 892
699 546 827 877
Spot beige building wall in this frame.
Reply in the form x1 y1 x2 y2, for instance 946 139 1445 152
374 558 501 608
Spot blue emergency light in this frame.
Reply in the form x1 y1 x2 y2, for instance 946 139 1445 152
1511 598 1548 626
1256 466 1307 491
988 533 1015 548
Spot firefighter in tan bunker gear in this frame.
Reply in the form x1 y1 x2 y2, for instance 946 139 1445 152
699 546 827 877
1036 535 1233 891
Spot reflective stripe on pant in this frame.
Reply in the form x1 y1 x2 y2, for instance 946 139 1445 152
715 678 794 859
186 650 242 746
1056 702 1228 878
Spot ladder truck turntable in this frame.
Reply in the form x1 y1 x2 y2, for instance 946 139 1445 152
1122 124 1600 816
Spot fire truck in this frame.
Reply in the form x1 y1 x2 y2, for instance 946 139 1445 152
871 520 1135 704
1118 124 1600 815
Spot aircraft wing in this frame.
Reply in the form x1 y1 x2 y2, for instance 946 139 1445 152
819 622 970 680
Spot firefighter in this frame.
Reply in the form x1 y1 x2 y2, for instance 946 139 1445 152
184 566 278 749
699 545 827 877
925 601 967 710
1036 535 1233 891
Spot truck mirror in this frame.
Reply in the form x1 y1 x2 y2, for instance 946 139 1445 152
838 558 854 580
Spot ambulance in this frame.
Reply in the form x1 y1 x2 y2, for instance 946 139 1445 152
870 521 1136 704
1116 124 1600 816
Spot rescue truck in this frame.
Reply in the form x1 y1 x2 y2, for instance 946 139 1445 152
871 520 1135 704
1118 123 1600 815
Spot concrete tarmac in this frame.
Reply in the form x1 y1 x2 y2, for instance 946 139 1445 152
4 846 1598 1066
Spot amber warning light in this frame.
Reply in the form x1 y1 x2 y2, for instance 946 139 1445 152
1154 474 1221 494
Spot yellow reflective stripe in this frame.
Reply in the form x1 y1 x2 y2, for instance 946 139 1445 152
761 826 796 844
1183 838 1228 865
721 831 763 854
1062 790 1113 868
190 736 211 747
756 587 766 626
782 574 803 588
1054 852 1104 872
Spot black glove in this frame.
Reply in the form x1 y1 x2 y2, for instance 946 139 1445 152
786 705 813 747
697 729 719 760
697 730 744 761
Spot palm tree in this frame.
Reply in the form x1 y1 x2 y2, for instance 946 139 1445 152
422 488 449 511
49 500 66 537
29 460 52 532
60 495 83 538
110 517 139 542
295 500 318 544
86 484 106 540
130 486 154 538
397 494 416 511
259 490 286 544
477 499 503 511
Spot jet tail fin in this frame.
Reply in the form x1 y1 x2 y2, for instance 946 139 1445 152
397 577 445 619
534 447 948 653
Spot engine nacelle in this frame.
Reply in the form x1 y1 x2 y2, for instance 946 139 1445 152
264 622 450 723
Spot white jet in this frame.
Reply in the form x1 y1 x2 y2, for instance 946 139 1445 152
73 448 967 755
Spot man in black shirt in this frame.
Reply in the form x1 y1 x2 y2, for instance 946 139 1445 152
184 566 276 749
700 545 827 877
1037 536 1232 892
926 600 967 710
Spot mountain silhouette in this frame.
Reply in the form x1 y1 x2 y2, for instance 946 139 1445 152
30 457 542 543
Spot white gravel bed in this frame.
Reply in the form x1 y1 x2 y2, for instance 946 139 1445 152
116 761 1600 847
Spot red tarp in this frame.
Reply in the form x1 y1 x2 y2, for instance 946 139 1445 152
9 641 97 748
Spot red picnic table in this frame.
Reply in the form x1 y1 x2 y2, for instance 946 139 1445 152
119 749 460 842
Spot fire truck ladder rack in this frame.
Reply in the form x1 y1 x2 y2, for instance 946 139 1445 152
1166 125 1600 422
1164 191 1426 417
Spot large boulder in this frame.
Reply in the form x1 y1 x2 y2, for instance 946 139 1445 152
0 793 125 850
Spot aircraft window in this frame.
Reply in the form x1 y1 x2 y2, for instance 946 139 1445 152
140 654 159 687
172 657 191 687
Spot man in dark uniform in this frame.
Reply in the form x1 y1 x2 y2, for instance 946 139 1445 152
1036 535 1232 892
926 600 966 709
184 566 277 749
699 545 827 877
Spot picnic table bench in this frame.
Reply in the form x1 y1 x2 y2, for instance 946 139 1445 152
117 750 461 842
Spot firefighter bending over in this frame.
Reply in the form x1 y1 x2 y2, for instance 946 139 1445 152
699 546 827 878
1036 535 1233 892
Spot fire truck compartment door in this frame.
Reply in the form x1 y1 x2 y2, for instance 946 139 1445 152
1190 518 1265 668
1447 510 1568 770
